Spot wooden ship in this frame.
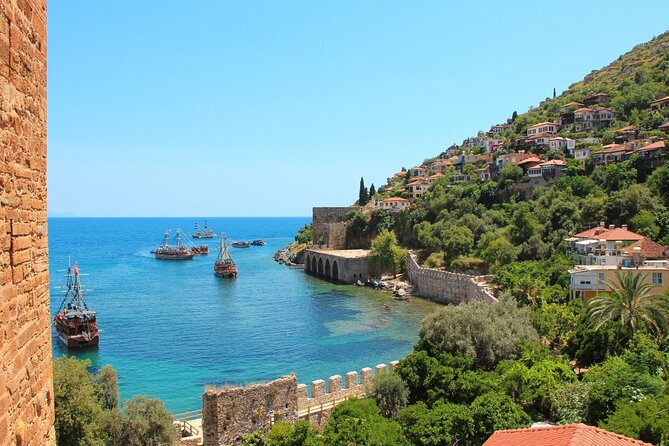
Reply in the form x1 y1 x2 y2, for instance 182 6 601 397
214 235 238 278
155 228 195 260
192 220 214 239
53 261 100 348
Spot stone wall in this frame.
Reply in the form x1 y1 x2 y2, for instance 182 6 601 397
406 253 496 304
202 361 398 445
304 249 370 284
312 207 354 250
0 0 54 445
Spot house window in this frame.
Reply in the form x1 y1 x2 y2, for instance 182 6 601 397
598 272 605 281
652 273 663 285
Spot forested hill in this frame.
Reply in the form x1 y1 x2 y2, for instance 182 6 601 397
510 30 669 136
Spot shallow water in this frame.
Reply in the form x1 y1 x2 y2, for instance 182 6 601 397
49 217 438 412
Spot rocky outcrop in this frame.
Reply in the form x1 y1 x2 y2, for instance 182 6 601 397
274 243 306 267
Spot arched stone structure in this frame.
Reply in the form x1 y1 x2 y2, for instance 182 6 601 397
304 249 369 284
332 261 339 281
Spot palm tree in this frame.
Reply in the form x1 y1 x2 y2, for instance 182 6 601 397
587 270 669 339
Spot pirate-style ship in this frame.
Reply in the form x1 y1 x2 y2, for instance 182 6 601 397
155 228 195 260
53 262 100 348
192 220 214 239
214 235 238 278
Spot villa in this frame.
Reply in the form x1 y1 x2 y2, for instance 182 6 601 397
376 197 411 212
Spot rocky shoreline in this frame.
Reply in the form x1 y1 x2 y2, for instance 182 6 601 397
273 243 306 267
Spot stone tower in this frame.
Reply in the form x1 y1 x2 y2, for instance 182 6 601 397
0 0 54 445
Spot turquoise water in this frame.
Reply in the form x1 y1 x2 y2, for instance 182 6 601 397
49 218 438 412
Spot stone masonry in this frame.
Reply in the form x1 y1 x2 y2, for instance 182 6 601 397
202 361 399 445
311 207 355 250
0 0 54 445
406 252 496 304
304 248 370 284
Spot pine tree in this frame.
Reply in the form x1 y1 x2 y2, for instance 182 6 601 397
359 177 368 205
369 184 376 199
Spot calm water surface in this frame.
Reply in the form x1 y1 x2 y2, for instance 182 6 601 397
49 217 438 412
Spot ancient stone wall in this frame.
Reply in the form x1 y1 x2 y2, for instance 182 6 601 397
304 249 370 284
0 0 53 445
406 253 496 304
311 207 354 250
202 361 399 445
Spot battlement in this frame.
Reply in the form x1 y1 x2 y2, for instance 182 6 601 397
202 361 399 445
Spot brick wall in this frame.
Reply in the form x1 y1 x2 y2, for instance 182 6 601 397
0 0 53 445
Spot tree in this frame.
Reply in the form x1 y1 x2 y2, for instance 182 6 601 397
95 365 119 411
54 357 104 446
369 230 407 277
323 399 409 446
587 271 669 340
441 225 474 264
369 183 376 199
647 165 669 207
553 87 556 98
417 297 539 370
103 396 178 446
498 164 523 187
511 111 518 122
359 177 369 206
469 392 530 444
398 402 475 446
366 371 409 418
602 395 669 445
629 210 660 239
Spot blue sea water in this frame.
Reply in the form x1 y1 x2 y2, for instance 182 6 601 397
48 217 438 413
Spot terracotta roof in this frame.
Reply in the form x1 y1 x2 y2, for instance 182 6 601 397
598 144 630 154
622 238 668 259
406 180 423 186
563 101 584 107
614 125 636 133
393 171 407 177
540 159 566 166
636 141 666 151
529 121 556 128
573 225 644 241
516 157 544 166
659 121 669 129
588 92 612 98
575 107 594 113
382 197 409 203
412 167 427 171
483 423 653 446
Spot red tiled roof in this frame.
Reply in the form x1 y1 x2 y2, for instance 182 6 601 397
529 121 556 128
575 107 593 113
516 157 544 166
540 159 566 166
412 167 426 171
598 144 630 154
563 101 584 107
382 197 409 203
659 121 669 129
622 238 668 258
614 125 636 133
636 141 665 151
483 423 653 446
573 225 644 241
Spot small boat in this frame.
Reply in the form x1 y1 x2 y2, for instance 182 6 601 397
214 235 238 278
53 261 100 348
192 220 214 239
155 229 195 260
231 241 250 248
191 245 209 255
250 240 266 246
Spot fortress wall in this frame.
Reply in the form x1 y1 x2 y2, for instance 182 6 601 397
311 207 354 250
0 1 54 445
406 253 496 304
203 361 399 444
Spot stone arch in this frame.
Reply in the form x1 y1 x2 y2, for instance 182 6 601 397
325 259 331 278
318 258 324 276
332 261 339 281
312 256 317 273
305 255 311 272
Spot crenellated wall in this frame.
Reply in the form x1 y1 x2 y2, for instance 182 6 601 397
406 252 496 304
0 0 54 445
202 361 399 445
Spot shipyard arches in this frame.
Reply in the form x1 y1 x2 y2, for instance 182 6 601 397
303 249 369 284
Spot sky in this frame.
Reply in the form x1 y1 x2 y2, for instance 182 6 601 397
47 1 669 217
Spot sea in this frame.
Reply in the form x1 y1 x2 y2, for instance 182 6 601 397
48 217 439 413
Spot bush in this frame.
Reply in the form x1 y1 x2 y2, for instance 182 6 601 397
417 297 538 370
366 371 409 418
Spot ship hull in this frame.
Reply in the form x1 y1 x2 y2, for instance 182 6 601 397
155 253 194 260
57 332 100 348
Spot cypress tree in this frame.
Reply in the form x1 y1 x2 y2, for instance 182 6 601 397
359 177 368 205
369 183 376 199
553 87 556 98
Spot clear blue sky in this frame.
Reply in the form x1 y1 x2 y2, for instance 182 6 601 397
47 1 668 217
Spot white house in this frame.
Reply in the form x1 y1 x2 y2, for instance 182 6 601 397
377 197 411 212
